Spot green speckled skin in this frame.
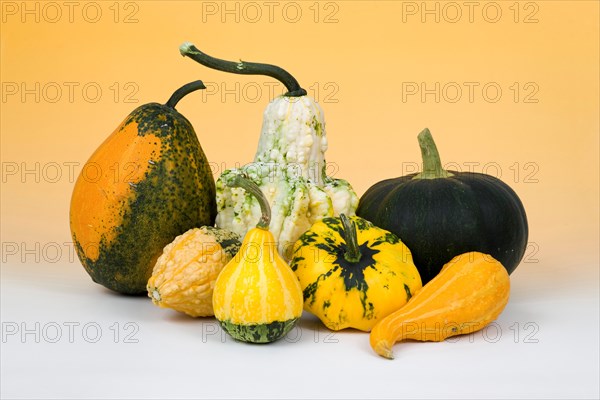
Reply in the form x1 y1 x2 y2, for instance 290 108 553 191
219 318 298 343
199 226 241 258
72 103 216 295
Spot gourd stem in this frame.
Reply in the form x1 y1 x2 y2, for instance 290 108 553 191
412 128 453 180
226 173 271 230
165 80 206 109
179 42 307 97
340 214 362 264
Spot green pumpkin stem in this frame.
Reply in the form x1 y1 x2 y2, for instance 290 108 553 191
413 128 454 180
340 214 362 264
225 173 271 230
179 42 306 97
165 80 206 109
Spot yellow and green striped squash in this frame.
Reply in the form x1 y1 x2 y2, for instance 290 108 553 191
212 173 303 343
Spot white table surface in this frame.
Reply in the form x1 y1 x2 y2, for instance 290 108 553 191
1 261 598 399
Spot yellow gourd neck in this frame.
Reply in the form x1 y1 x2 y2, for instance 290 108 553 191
223 172 286 266
238 227 280 266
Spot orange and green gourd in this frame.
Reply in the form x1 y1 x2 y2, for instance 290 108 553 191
70 81 216 294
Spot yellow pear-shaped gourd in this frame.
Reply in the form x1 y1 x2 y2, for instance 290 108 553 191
212 173 303 343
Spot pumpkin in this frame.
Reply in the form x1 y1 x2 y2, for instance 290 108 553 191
70 81 217 294
370 252 511 359
147 226 241 317
212 172 303 343
290 214 422 332
357 128 528 284
180 42 358 260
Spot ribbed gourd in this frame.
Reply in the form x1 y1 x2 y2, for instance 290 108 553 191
357 128 528 284
212 173 304 343
180 43 358 260
147 226 241 317
70 81 216 294
291 215 422 331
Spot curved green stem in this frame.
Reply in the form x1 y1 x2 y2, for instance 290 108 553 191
179 42 306 97
225 173 271 230
340 214 361 264
412 128 453 180
165 80 206 109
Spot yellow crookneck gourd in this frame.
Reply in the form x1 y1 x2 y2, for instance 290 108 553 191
290 215 422 332
370 252 511 359
212 173 303 343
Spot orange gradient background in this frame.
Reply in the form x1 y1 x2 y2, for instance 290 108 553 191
1 2 599 398
1 1 598 274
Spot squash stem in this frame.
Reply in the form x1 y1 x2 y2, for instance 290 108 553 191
340 214 362 264
180 42 307 97
165 80 206 109
413 128 453 180
225 173 271 230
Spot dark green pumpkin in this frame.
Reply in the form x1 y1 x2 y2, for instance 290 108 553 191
70 81 216 294
356 128 528 284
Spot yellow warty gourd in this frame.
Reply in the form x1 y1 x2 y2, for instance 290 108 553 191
147 226 241 317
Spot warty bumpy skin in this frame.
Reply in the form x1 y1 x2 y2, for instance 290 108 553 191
216 95 358 260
